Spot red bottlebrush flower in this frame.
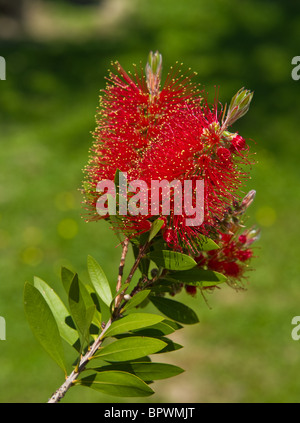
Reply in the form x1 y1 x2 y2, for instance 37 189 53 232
185 285 197 296
207 258 225 274
163 228 176 245
221 233 232 243
231 134 246 151
194 190 259 286
238 234 247 244
222 261 241 278
237 249 253 262
82 51 255 253
217 147 231 161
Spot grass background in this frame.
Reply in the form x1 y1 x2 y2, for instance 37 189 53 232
0 0 300 403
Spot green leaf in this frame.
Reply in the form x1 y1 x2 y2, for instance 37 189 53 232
90 362 184 381
33 277 78 348
24 282 66 373
61 267 101 328
196 235 219 251
147 250 196 271
87 255 113 307
77 371 154 397
95 336 167 362
155 336 183 353
68 274 95 348
85 284 102 328
148 218 165 242
164 320 184 330
167 267 227 286
103 313 165 339
61 266 75 295
150 296 199 324
113 334 183 353
109 215 124 242
127 361 184 381
121 290 151 313
131 319 182 337
149 283 174 295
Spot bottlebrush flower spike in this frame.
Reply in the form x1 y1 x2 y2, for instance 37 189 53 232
187 190 259 296
82 52 255 254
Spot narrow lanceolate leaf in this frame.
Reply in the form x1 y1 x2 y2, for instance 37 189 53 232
121 290 151 313
87 255 113 307
61 267 101 330
150 296 199 325
155 336 183 353
68 274 95 348
147 250 197 271
148 218 165 242
129 361 185 381
61 266 75 295
167 267 227 285
77 371 154 397
24 282 66 373
90 362 184 381
95 336 167 362
131 319 182 337
196 235 219 251
33 277 78 347
102 313 165 339
85 284 102 328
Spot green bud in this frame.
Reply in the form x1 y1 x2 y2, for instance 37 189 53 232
146 51 163 98
223 88 254 129
147 51 162 76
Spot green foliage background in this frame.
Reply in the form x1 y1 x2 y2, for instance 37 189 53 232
0 0 300 402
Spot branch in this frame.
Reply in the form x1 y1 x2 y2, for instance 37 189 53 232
114 237 129 308
48 238 150 403
124 241 149 286
47 318 112 403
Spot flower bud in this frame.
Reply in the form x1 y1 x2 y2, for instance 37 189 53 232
146 50 162 98
231 134 246 151
241 189 256 210
123 294 131 301
238 234 247 244
245 227 260 245
185 285 197 296
223 88 253 129
233 189 256 217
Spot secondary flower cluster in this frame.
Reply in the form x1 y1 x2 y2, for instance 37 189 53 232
186 190 260 295
83 51 255 254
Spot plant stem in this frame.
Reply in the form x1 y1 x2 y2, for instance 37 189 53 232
47 318 112 403
124 242 149 286
114 237 129 308
48 238 150 403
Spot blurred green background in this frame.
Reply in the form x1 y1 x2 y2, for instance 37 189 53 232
0 0 299 403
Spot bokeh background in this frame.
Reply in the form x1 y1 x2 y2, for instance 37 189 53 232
0 0 299 403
